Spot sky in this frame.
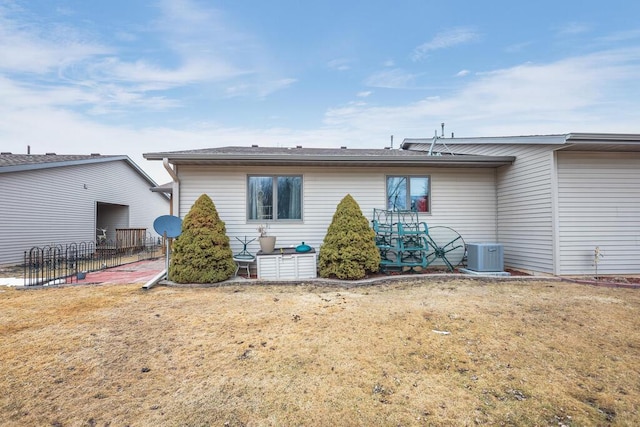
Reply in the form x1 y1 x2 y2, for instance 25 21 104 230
1 0 640 184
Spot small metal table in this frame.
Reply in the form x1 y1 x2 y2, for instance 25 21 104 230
233 256 255 277
233 236 256 277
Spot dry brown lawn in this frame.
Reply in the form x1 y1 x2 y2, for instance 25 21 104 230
1 278 639 426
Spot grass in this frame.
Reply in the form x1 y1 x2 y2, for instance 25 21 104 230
1 278 639 426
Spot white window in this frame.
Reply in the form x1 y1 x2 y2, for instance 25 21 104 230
386 176 430 212
248 176 302 220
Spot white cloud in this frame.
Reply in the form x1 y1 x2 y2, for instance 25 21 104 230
327 58 352 71
5 45 640 183
456 70 470 77
0 10 111 74
88 57 244 87
557 22 590 36
365 69 417 89
226 78 297 98
357 91 372 98
504 41 533 54
598 29 640 43
0 0 294 116
327 47 640 137
0 103 369 183
412 28 479 61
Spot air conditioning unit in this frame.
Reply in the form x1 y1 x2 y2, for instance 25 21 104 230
466 243 504 272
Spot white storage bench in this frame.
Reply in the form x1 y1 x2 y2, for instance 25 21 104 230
256 247 317 280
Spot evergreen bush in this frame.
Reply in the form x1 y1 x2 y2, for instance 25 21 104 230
318 194 381 279
169 194 236 283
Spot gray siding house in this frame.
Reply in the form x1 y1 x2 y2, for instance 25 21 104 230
144 132 640 277
402 133 640 276
0 153 170 266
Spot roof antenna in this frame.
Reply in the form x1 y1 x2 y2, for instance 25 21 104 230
428 130 438 155
390 135 394 149
428 123 455 156
27 145 31 154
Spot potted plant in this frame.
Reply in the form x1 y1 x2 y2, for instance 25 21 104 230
258 224 276 253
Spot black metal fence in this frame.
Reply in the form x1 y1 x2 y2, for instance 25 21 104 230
23 235 162 286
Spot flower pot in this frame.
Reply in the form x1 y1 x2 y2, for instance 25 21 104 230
259 236 276 253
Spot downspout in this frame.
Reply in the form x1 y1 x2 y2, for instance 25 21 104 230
550 149 561 275
494 168 499 242
163 158 179 217
162 158 179 284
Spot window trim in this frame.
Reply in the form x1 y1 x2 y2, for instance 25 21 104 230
385 174 431 213
247 174 304 222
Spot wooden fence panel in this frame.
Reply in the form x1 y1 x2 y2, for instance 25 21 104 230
116 228 147 252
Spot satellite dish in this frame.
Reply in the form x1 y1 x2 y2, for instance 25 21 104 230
153 215 182 238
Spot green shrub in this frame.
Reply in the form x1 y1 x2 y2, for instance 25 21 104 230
318 194 381 279
169 194 236 283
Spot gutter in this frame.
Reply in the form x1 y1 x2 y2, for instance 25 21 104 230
163 158 179 181
163 158 179 216
150 155 515 168
565 133 640 143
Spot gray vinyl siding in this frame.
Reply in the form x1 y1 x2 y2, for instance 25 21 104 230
406 143 557 274
496 147 555 274
557 152 640 275
0 161 169 266
176 165 498 258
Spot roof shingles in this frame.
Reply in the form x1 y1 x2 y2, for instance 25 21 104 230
0 154 117 168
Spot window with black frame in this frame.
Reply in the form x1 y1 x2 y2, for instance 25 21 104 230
386 175 430 212
248 175 302 220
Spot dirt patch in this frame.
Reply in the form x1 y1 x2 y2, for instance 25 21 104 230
0 265 23 278
2 279 640 426
563 276 640 289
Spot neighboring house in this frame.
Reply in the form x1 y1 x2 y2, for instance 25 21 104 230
144 133 640 277
402 133 640 276
0 153 170 266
